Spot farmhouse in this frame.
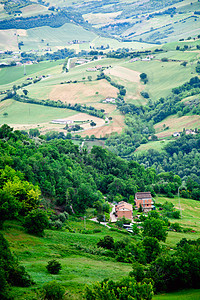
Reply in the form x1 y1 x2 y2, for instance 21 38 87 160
173 132 180 137
185 129 196 135
115 201 133 220
87 67 97 72
103 97 116 103
135 192 154 213
51 119 74 125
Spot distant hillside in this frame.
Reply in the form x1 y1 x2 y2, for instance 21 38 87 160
0 0 199 48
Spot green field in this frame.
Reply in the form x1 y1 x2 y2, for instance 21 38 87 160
0 60 62 86
19 23 97 52
123 59 196 100
154 50 199 61
135 140 169 154
154 114 200 138
2 220 133 299
154 196 200 247
0 99 76 125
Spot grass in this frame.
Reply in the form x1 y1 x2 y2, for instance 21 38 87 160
154 50 199 61
2 220 132 298
20 23 97 52
123 59 196 101
1 193 200 299
154 196 200 247
0 60 61 86
0 99 77 124
153 289 200 300
135 140 169 154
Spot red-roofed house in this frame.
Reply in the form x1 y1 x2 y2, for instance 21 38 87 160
135 192 154 213
115 201 133 220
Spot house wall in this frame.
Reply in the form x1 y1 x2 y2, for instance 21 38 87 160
117 210 132 220
135 198 152 209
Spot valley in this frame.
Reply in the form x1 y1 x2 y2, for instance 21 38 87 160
0 0 200 299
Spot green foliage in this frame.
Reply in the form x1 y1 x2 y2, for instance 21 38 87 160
143 217 168 242
0 190 20 228
41 281 65 300
85 276 153 300
142 237 161 263
97 236 115 250
23 209 49 236
0 233 33 299
46 260 62 274
147 238 200 292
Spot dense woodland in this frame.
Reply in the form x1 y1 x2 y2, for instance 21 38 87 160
0 124 183 214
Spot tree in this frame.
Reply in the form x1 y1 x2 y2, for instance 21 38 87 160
140 73 148 84
23 209 49 236
90 121 96 127
143 217 168 242
3 112 8 117
0 190 20 229
22 89 28 96
29 128 40 137
41 281 65 300
46 260 62 274
142 237 161 263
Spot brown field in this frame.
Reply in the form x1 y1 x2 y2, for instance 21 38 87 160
104 66 140 83
49 80 118 104
17 29 27 37
80 113 124 138
155 115 200 138
92 102 116 114
0 30 18 50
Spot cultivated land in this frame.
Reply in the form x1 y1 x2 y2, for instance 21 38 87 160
49 80 118 104
0 43 199 136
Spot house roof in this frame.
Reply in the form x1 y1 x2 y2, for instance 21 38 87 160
116 201 133 211
135 192 152 200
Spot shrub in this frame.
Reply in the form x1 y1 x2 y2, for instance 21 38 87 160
41 281 65 300
97 235 115 250
8 265 33 287
46 260 62 275
23 209 49 236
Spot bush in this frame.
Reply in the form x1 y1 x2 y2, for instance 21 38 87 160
23 209 49 236
97 236 115 250
41 281 65 300
8 265 33 287
46 260 62 274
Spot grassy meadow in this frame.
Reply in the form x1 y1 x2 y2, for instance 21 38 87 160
1 193 200 299
0 99 77 125
134 140 169 154
123 58 196 101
